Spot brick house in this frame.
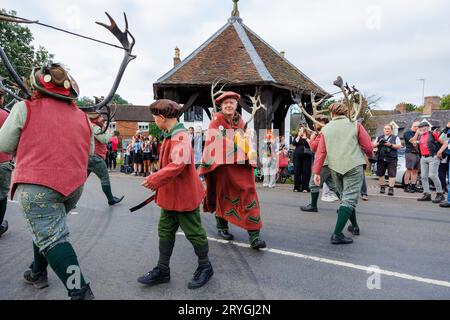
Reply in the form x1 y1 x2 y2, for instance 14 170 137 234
109 105 154 149
365 96 449 141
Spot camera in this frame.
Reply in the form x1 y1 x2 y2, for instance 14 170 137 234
378 138 387 145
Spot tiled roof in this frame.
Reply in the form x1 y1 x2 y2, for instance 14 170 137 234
113 105 154 122
155 18 326 95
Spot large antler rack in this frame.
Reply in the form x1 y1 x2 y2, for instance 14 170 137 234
291 87 330 131
333 76 365 122
244 87 267 130
210 77 230 114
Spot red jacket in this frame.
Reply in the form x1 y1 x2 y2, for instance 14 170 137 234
0 108 12 163
146 123 205 212
12 98 91 198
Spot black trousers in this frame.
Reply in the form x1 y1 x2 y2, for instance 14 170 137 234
293 153 312 191
108 151 117 169
439 161 448 192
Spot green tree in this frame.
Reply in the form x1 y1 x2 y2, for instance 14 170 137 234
111 93 130 105
76 96 94 107
149 123 163 140
441 94 450 110
0 9 55 83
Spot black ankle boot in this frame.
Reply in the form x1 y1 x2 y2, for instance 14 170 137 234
380 186 386 194
300 204 318 212
331 233 353 245
23 265 49 289
70 283 95 300
218 230 234 241
0 221 8 237
187 263 214 290
433 193 445 204
108 196 124 206
417 193 432 202
137 267 170 286
388 187 394 196
347 225 360 236
250 239 267 250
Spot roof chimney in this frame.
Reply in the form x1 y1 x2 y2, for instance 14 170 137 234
395 103 407 114
423 96 441 115
173 47 181 67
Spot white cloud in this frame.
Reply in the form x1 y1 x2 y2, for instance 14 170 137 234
1 0 449 109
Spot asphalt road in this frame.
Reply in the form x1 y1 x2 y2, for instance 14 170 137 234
1 173 449 300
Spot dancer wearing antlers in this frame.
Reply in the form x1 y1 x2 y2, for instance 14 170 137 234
0 11 136 299
313 101 373 244
0 64 94 298
138 99 213 290
0 88 12 238
199 91 267 250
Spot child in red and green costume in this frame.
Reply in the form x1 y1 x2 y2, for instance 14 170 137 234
199 91 266 250
138 99 213 289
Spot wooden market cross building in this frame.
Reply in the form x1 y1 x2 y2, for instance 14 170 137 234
153 0 327 135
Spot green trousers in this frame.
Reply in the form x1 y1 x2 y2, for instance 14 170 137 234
87 155 114 201
159 208 208 248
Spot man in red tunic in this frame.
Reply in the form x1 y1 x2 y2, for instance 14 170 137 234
138 99 213 289
199 92 266 250
0 64 94 299
0 88 13 237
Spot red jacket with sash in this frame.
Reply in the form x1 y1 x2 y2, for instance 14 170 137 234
0 108 12 163
12 97 91 198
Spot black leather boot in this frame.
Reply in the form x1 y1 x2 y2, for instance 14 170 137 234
347 225 360 236
108 195 124 206
331 233 353 245
433 193 445 204
388 187 394 196
23 265 49 289
0 221 8 238
250 239 267 250
300 204 318 212
187 263 214 290
417 193 432 202
218 230 234 241
380 186 386 194
137 267 170 286
70 283 95 300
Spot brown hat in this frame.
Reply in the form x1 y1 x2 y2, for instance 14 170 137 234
149 99 181 119
215 91 241 104
30 63 79 101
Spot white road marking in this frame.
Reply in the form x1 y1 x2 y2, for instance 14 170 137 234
71 212 79 215
7 200 18 204
176 232 450 288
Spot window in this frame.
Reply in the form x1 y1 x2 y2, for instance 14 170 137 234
184 106 203 122
109 122 117 131
138 122 149 131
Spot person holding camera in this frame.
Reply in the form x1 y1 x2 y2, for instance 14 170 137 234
373 124 402 196
411 122 447 203
292 126 313 192
403 121 421 193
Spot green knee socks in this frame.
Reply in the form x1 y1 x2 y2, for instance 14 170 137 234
101 184 114 202
248 230 260 244
216 216 229 231
194 244 210 267
32 242 48 273
348 208 358 228
311 192 319 208
157 239 175 271
44 242 86 296
334 206 353 235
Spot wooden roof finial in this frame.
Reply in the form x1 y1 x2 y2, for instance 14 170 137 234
232 0 240 17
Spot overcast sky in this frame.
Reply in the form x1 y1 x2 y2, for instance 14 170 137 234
2 0 449 109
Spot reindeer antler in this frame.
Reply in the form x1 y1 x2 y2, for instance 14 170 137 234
244 88 267 130
96 12 135 52
210 77 230 114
